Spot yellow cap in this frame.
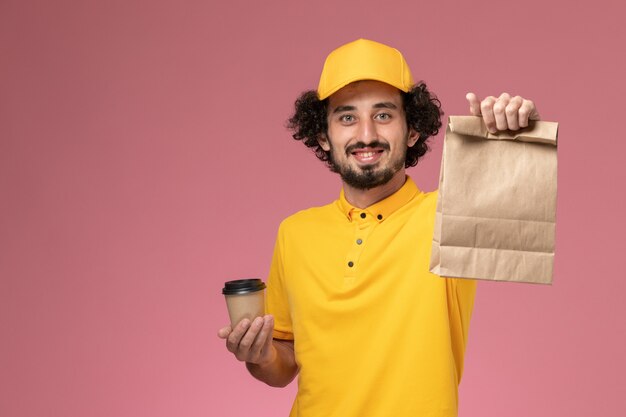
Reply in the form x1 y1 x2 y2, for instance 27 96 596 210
317 39 415 100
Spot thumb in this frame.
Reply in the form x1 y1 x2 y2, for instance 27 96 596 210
466 92 481 116
217 325 232 339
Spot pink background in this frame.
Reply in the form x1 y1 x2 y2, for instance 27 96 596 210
1 0 625 416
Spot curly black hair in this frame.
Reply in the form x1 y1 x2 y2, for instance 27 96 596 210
286 82 443 168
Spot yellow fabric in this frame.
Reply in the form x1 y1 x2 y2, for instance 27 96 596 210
317 39 415 100
266 177 476 417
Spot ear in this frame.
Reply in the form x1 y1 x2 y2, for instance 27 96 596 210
317 134 331 152
407 129 420 147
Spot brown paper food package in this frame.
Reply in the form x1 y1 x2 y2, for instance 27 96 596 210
429 116 559 284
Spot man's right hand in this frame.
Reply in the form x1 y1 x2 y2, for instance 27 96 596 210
218 314 299 387
218 315 276 366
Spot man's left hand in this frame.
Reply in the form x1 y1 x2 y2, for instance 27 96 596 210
466 92 540 133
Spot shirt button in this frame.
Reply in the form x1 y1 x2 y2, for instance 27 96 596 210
377 214 383 220
348 261 354 267
356 239 363 245
360 213 366 219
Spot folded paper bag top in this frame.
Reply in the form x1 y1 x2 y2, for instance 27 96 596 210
430 116 559 285
449 115 558 145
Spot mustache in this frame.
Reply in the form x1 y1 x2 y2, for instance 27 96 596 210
345 141 390 155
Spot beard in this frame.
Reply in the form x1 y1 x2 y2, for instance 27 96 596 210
328 139 407 190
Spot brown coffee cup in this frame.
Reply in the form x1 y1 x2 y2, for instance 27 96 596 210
222 279 266 327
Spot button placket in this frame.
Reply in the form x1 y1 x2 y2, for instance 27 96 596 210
344 210 376 281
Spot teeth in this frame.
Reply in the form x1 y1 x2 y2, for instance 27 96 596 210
357 152 375 158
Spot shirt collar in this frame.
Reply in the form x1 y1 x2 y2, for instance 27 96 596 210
337 176 421 223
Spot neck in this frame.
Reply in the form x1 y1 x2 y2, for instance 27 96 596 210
342 169 407 209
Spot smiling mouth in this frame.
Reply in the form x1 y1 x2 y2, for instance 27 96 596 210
351 149 384 163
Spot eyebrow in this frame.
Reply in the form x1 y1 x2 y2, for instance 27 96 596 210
332 105 356 114
331 102 398 114
373 102 398 110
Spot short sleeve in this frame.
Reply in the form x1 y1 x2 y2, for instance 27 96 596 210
266 223 294 340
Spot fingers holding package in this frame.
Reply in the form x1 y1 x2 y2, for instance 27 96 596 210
218 315 276 365
466 92 539 133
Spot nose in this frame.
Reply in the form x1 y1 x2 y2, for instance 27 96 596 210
356 118 377 144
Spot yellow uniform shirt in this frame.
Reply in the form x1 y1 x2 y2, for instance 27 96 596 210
266 177 476 417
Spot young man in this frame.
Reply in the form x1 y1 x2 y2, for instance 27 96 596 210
218 39 539 416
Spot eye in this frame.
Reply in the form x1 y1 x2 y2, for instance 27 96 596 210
339 114 355 123
375 113 391 121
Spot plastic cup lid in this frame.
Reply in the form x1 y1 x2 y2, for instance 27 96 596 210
222 279 266 295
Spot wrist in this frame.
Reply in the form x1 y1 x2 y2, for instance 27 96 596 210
247 343 277 369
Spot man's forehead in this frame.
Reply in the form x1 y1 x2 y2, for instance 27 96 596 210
327 80 403 110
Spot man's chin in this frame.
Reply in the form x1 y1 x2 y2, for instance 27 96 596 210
339 169 395 190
